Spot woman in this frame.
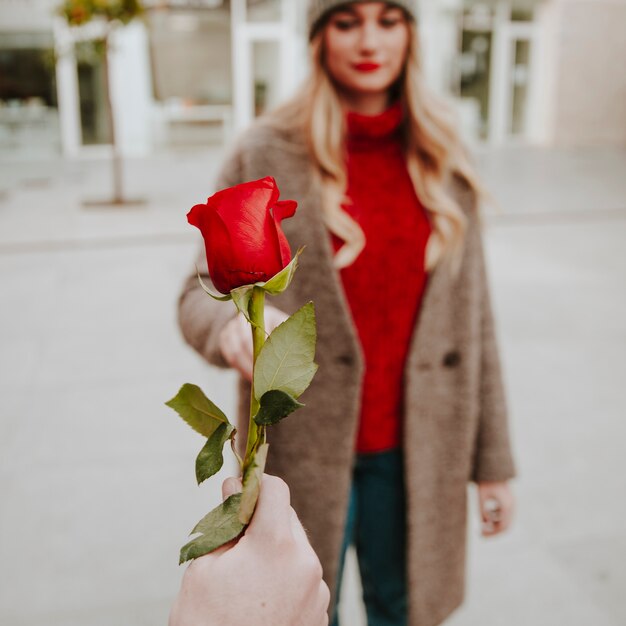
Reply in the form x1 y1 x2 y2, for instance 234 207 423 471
178 2 516 625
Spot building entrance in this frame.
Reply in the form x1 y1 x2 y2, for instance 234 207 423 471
457 1 540 144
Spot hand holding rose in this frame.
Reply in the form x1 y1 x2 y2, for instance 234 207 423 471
169 475 330 626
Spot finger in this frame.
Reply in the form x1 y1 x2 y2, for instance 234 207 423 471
223 329 253 380
222 477 242 500
231 349 253 381
240 330 254 362
317 581 331 624
481 524 498 537
235 315 254 349
229 317 255 376
301 580 330 626
481 517 500 536
219 322 240 367
481 497 502 524
236 320 254 361
265 306 288 333
246 474 294 546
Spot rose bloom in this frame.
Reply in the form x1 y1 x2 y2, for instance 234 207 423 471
188 177 297 294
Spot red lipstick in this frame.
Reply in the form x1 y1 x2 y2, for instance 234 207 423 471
353 62 381 72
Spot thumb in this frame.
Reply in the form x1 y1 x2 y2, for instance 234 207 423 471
222 477 243 501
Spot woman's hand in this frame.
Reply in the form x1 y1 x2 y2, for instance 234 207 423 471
218 305 289 380
477 481 514 537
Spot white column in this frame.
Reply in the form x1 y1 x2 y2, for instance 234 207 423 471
108 21 154 156
487 2 512 144
279 0 299 100
231 0 253 133
527 1 559 145
54 18 82 157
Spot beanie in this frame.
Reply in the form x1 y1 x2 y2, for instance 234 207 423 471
307 0 418 39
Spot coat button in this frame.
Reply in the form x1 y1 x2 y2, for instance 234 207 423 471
336 354 354 366
442 350 461 367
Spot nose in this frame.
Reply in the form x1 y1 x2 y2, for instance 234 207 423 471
358 21 381 55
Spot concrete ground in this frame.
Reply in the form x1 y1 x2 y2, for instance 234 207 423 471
0 144 625 626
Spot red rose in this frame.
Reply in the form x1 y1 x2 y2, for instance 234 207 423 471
188 177 297 294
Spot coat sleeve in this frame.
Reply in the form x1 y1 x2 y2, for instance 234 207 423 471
467 205 517 483
177 147 245 368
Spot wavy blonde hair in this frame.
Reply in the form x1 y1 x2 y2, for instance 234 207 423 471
265 17 486 272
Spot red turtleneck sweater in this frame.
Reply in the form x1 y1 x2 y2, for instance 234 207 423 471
331 103 431 453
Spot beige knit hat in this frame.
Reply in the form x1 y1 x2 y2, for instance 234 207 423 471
307 0 418 39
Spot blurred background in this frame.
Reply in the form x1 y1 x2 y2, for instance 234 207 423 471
0 0 625 624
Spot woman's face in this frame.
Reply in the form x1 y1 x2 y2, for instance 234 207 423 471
322 2 410 108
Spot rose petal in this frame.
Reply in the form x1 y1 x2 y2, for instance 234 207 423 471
211 179 278 266
187 202 213 230
204 209 238 294
273 200 298 221
269 201 297 267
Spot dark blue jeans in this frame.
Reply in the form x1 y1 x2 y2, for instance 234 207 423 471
331 448 408 626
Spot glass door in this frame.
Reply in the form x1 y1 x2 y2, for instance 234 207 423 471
485 2 539 143
510 37 531 136
75 41 111 145
231 0 301 131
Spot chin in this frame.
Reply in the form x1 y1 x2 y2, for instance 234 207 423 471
347 74 396 94
351 81 395 96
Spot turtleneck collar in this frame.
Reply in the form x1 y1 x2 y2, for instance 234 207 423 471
346 101 404 144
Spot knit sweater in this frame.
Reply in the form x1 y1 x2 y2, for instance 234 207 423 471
331 103 431 453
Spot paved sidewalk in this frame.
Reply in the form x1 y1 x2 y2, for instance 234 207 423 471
1 146 625 626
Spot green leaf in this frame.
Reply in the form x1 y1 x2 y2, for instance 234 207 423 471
196 267 232 301
231 285 254 323
254 302 318 400
179 493 245 564
195 422 236 485
165 383 231 438
260 248 304 295
254 390 304 426
239 443 269 525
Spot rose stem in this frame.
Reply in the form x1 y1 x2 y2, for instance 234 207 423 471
243 286 266 473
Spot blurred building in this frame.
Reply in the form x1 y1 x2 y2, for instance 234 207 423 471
0 0 624 157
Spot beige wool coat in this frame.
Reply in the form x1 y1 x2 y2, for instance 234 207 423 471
178 119 516 626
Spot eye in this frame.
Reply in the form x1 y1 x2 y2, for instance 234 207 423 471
379 10 405 28
380 17 401 27
332 18 359 30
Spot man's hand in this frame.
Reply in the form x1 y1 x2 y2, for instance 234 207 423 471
477 480 514 537
219 306 288 380
169 475 330 626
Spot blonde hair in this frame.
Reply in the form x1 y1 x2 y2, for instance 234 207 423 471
265 19 486 272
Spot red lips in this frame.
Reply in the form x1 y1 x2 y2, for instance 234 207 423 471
353 62 381 72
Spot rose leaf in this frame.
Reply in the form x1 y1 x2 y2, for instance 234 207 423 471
196 268 232 301
238 443 269 525
230 285 254 323
254 389 304 426
195 422 236 485
259 247 304 295
179 493 245 564
253 302 318 400
165 383 232 438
